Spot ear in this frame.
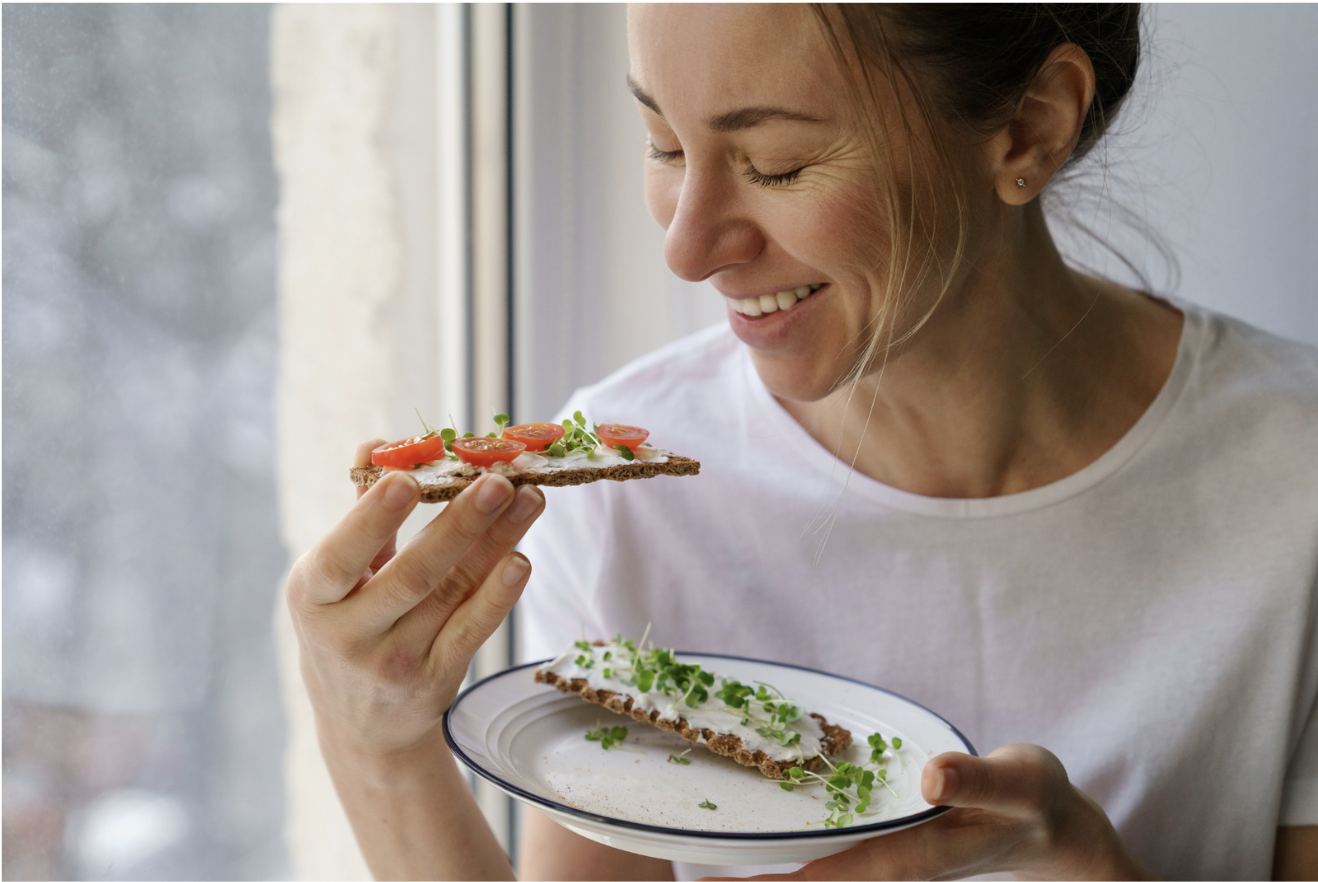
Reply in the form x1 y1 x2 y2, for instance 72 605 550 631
986 44 1096 205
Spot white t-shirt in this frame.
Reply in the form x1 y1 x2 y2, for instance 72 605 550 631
518 303 1318 880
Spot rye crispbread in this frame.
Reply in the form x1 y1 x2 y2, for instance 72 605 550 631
534 667 853 779
350 454 700 504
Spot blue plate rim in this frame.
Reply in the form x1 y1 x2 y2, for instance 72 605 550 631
443 651 977 842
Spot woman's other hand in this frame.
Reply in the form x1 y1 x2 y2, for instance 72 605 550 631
735 744 1157 881
286 439 545 758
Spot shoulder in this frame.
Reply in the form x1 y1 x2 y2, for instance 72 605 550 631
1186 305 1318 416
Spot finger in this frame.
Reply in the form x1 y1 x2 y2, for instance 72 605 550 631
355 437 387 497
352 472 517 632
781 807 1010 881
353 439 400 572
432 551 533 670
294 470 421 607
923 745 1067 816
394 485 545 644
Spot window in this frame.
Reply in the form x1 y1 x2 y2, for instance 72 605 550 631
3 5 286 879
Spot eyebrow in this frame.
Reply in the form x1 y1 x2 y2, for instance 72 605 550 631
627 75 824 133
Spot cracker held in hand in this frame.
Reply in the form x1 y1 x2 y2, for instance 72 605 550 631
351 414 699 503
536 638 853 779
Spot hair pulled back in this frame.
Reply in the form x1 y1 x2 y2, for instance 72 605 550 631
807 4 1144 385
870 4 1140 165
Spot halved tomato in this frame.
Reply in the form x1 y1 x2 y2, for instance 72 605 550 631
451 437 527 467
503 422 566 452
372 433 447 468
596 423 649 451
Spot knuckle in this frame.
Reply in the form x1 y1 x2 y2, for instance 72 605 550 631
382 554 436 605
445 509 489 548
285 558 309 607
310 547 362 592
288 553 340 608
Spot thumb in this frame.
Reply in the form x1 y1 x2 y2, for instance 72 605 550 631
922 744 1068 816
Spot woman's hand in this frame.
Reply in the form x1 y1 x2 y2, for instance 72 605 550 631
287 439 545 759
738 745 1157 881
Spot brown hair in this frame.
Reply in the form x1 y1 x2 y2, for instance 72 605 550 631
808 4 1143 384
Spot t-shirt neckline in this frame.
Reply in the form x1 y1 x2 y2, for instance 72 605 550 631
742 302 1202 519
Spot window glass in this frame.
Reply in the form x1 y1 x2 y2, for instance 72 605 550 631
3 5 287 879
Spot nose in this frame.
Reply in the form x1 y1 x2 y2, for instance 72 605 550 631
660 169 764 283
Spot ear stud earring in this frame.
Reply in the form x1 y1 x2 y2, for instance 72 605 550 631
1015 178 1026 188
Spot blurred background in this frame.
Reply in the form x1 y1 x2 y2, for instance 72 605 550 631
3 5 286 879
3 3 1316 880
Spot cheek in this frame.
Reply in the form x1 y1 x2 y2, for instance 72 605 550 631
787 181 892 282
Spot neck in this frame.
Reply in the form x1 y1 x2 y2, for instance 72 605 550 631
779 203 1182 499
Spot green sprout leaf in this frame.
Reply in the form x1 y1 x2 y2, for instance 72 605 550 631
415 408 438 436
584 723 629 750
698 798 717 810
668 750 692 765
613 444 635 461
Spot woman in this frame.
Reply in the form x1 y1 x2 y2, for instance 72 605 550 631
286 5 1318 879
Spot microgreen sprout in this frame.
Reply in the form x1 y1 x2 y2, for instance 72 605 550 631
698 798 717 810
778 733 905 828
415 409 439 437
668 749 692 765
584 723 629 750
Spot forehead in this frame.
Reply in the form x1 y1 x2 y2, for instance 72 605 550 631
627 4 841 118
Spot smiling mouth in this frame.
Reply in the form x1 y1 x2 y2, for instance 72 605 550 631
725 284 824 317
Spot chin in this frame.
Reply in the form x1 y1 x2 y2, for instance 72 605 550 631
747 350 847 404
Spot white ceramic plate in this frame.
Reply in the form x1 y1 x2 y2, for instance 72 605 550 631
444 654 975 866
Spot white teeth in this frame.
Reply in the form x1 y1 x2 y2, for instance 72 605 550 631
727 284 824 316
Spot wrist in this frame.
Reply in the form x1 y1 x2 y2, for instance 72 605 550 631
316 714 454 785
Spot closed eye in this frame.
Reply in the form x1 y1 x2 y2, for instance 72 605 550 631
744 165 802 188
646 139 684 165
647 137 801 188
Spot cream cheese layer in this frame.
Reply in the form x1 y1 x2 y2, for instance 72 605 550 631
539 640 825 762
400 445 671 489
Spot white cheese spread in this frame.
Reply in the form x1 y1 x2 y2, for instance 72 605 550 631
402 445 670 490
539 640 825 762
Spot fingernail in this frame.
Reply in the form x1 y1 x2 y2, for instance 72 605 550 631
933 767 958 802
502 555 530 586
507 487 544 523
475 474 513 514
383 473 418 509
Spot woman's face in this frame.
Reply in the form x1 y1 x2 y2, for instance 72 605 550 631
628 4 925 402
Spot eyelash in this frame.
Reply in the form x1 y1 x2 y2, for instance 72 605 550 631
645 140 802 189
743 166 801 188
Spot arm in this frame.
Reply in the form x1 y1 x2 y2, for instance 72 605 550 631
518 810 675 881
1274 826 1318 880
286 440 545 879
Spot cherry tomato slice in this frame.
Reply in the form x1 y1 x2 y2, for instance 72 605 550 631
451 436 527 467
372 433 447 468
596 423 649 451
502 422 566 452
